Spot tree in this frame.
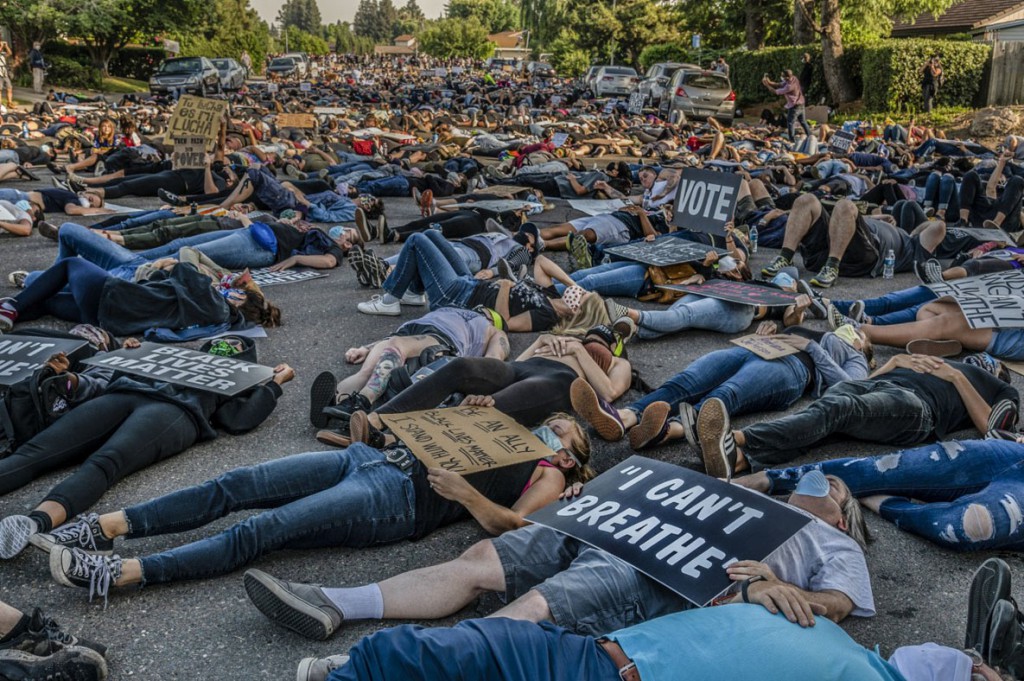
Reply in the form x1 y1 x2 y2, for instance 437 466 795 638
446 0 518 33
354 0 391 41
277 0 322 34
55 0 204 73
417 17 495 59
279 25 330 54
394 0 426 36
797 0 958 103
0 0 60 62
177 0 271 72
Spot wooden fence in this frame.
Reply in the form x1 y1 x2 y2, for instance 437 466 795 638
987 41 1024 106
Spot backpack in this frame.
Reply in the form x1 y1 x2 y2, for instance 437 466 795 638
378 345 456 404
0 367 74 457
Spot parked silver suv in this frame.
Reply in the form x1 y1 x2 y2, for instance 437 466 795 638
634 62 691 108
659 68 736 126
590 66 639 98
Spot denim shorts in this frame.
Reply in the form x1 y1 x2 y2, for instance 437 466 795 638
491 524 690 637
987 328 1024 361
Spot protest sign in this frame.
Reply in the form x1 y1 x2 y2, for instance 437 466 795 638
379 406 554 475
82 342 275 397
267 83 279 93
300 82 312 92
0 204 16 221
603 99 618 114
0 336 89 386
568 198 628 216
527 456 811 606
167 96 229 141
607 236 728 267
170 136 209 170
313 107 347 115
670 168 743 236
958 227 1016 244
927 270 1024 329
730 334 800 360
659 280 800 307
628 92 644 114
250 268 329 287
828 130 856 154
551 132 569 148
277 113 317 129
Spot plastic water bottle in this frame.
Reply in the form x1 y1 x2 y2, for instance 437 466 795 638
882 249 895 279
749 225 759 254
429 222 442 231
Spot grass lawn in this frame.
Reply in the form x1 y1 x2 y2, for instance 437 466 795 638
100 76 149 93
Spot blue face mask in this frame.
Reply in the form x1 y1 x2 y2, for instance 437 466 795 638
532 425 563 454
772 272 796 289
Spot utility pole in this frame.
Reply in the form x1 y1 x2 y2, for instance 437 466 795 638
609 0 617 65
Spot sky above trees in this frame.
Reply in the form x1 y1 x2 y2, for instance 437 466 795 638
251 0 448 24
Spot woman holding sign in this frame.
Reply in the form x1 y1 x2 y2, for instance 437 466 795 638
37 414 592 603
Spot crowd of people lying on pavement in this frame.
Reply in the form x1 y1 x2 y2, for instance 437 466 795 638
0 52 1023 681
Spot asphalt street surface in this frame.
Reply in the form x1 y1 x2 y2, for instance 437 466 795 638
1 168 1022 680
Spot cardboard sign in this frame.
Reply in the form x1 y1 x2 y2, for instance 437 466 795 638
171 136 210 170
958 227 1016 244
730 334 800 360
671 168 743 236
628 92 644 115
379 406 554 475
828 130 856 154
0 204 15 221
551 132 569 148
167 95 229 142
82 342 275 396
277 113 317 129
267 83 279 93
603 99 618 114
659 279 799 307
527 456 812 606
300 82 312 92
568 198 628 216
927 270 1024 329
607 236 728 267
250 267 329 287
0 336 89 386
313 107 347 115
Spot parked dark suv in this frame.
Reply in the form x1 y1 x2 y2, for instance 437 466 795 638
149 57 222 97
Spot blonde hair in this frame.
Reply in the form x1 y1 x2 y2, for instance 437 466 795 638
544 412 594 484
552 294 610 336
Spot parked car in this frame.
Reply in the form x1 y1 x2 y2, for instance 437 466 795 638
281 52 310 77
581 65 602 92
526 61 556 78
211 58 246 91
486 57 519 73
591 66 639 98
660 67 736 126
149 57 222 97
266 57 302 81
634 62 692 108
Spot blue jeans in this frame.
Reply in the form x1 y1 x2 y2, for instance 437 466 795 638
923 172 960 214
833 285 937 325
637 295 754 339
765 439 1024 552
126 445 417 585
569 261 648 298
138 229 276 270
987 329 1024 361
628 346 809 417
742 379 936 466
99 209 178 232
786 105 812 142
445 158 478 174
357 176 410 197
383 230 477 309
27 222 146 287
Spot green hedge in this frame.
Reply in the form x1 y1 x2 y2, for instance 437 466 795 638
34 42 166 82
725 44 861 107
859 38 991 112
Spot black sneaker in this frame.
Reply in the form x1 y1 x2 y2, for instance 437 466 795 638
322 392 372 424
30 514 114 556
914 258 944 285
796 279 828 319
348 248 389 289
966 558 1012 653
987 398 1020 433
243 569 343 640
308 371 338 429
0 515 39 560
986 429 1023 442
985 599 1024 671
696 398 737 481
37 221 60 241
157 188 187 206
0 608 108 658
49 547 123 606
826 303 853 331
496 258 518 283
809 264 839 288
569 378 625 441
760 254 792 278
848 300 867 324
352 207 372 244
379 216 397 244
566 231 592 271
628 401 672 450
0 646 108 681
677 402 699 448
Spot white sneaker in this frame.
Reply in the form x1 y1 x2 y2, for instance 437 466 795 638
357 295 401 316
400 291 427 306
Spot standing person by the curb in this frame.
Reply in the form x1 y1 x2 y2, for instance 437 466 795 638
28 42 46 95
799 52 813 98
0 41 13 109
921 55 942 113
763 69 812 143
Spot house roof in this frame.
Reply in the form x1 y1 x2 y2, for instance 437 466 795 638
488 30 526 48
891 0 1024 34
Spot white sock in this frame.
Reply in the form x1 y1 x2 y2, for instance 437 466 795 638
321 583 384 621
381 293 399 305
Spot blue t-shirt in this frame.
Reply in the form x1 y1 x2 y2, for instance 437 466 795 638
609 605 906 681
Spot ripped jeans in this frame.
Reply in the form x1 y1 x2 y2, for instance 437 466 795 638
765 439 1024 552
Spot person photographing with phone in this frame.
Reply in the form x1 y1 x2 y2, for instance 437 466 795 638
763 69 812 143
921 55 943 113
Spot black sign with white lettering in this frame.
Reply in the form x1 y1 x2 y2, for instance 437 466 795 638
250 268 329 287
0 336 89 386
671 168 743 236
828 130 856 154
527 456 811 606
628 92 644 115
82 342 275 396
927 270 1024 329
659 279 799 307
606 236 728 267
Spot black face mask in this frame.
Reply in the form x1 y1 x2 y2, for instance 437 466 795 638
513 232 531 248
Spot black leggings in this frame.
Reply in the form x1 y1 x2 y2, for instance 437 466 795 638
0 393 198 517
377 357 578 426
395 210 487 240
960 171 1024 230
101 171 190 199
859 182 904 207
964 258 1018 277
14 258 107 324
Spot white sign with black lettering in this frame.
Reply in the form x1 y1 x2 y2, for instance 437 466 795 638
927 270 1024 329
828 130 857 154
671 167 743 236
527 456 811 606
82 342 275 396
628 92 644 114
250 268 329 287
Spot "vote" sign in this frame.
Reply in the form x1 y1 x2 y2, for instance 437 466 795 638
670 168 742 236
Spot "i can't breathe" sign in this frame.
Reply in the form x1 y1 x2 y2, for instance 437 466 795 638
671 167 743 236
